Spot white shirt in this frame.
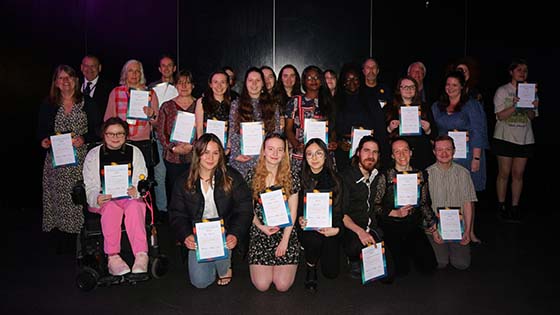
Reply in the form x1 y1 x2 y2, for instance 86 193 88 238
82 76 100 97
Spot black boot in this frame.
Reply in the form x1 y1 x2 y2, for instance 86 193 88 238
498 202 509 221
305 264 317 292
509 205 522 223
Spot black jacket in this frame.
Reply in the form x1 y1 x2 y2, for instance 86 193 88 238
169 166 253 244
340 164 382 230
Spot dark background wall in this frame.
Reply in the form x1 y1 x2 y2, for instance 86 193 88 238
1 0 555 209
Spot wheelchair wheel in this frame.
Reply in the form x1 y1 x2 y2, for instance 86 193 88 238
150 255 169 279
76 267 99 291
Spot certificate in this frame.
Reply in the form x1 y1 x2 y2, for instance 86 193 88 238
102 164 131 199
350 127 373 158
50 133 77 167
303 191 332 230
194 219 228 262
399 105 421 136
437 207 464 242
127 89 150 120
170 111 196 143
260 188 292 228
205 119 227 149
516 83 536 109
240 122 264 156
151 82 178 105
303 119 328 144
361 242 387 284
394 172 419 207
447 131 468 159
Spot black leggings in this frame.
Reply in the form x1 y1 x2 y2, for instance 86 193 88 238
300 231 340 279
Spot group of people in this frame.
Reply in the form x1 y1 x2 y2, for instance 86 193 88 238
38 54 538 291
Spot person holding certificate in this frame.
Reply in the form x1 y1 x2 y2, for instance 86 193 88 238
374 138 438 277
156 70 197 204
38 65 96 253
104 59 160 168
229 67 280 178
246 133 301 292
271 64 302 126
340 136 394 281
285 65 336 171
384 76 437 170
298 139 343 291
492 59 538 222
432 71 487 243
427 135 477 270
194 71 232 145
82 117 149 276
169 133 252 288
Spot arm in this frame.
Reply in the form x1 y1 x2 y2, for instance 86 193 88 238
195 98 204 139
104 88 117 121
343 214 374 245
276 192 298 257
460 201 473 245
83 147 102 208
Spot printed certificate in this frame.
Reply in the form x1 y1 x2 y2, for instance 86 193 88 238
349 127 373 158
194 219 228 262
361 242 387 284
127 89 150 120
260 188 292 228
516 83 536 109
303 191 332 230
50 133 77 167
303 118 328 144
205 119 227 148
170 111 196 143
102 164 130 199
241 122 264 156
399 105 421 136
448 131 468 159
394 172 419 207
437 207 464 242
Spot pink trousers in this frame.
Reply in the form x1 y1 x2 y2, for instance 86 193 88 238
89 198 148 255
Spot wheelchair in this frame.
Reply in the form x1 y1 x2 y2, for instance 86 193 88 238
71 179 169 291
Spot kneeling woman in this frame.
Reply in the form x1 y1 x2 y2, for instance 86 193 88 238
298 138 343 291
169 133 252 288
83 117 149 276
247 133 300 292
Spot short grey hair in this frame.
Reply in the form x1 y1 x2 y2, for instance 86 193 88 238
407 61 427 77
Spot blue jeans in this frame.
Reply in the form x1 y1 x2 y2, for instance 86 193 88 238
154 138 167 212
187 249 231 288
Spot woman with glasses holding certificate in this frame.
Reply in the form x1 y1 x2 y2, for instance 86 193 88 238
38 65 98 253
384 76 437 171
246 133 300 292
298 138 343 292
82 117 149 276
169 133 252 288
228 67 280 178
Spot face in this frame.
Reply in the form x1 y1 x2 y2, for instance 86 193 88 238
246 71 264 98
344 71 360 94
399 78 416 101
225 69 236 87
55 70 77 93
200 141 221 172
445 77 463 98
362 59 379 82
511 64 528 83
325 72 337 91
176 76 193 97
104 124 127 150
303 69 321 92
357 141 379 172
263 137 286 166
210 73 228 97
456 64 470 81
408 64 425 84
391 140 412 169
81 57 101 81
305 143 326 173
126 62 142 86
158 57 176 79
262 68 276 91
433 140 455 164
281 68 296 89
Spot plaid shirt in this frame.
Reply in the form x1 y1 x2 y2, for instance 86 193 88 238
104 85 155 141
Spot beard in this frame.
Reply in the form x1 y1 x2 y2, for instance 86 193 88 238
359 158 376 172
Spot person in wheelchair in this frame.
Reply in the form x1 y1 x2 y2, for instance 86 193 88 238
82 117 149 276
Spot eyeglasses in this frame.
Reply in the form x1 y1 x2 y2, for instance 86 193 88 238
105 132 126 138
305 150 325 159
305 76 320 81
399 85 416 91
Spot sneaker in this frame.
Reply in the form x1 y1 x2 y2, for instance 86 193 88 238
132 252 149 274
108 255 130 276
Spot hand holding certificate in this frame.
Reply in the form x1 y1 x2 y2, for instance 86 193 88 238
194 219 228 262
399 106 421 136
241 122 264 156
102 164 131 199
395 172 419 207
516 83 536 109
437 207 464 242
127 89 150 120
303 119 328 144
303 191 332 230
50 133 77 167
448 131 468 159
260 188 292 228
361 242 387 284
170 111 196 143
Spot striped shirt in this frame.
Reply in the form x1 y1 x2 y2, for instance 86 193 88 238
426 162 477 214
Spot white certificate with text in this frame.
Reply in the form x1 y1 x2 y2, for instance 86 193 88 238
439 208 463 241
195 220 227 261
361 243 386 283
304 192 332 230
399 105 421 135
448 131 468 159
241 122 264 156
396 173 418 207
260 189 291 227
304 119 327 144
170 111 196 143
152 82 178 105
205 119 227 148
50 133 76 167
350 128 372 158
103 164 130 199
127 89 150 120
516 83 536 108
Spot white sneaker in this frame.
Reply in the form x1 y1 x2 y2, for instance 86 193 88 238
132 252 149 274
108 255 130 276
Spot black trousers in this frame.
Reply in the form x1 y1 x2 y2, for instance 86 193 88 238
343 228 395 279
163 160 190 204
380 219 437 276
300 231 341 279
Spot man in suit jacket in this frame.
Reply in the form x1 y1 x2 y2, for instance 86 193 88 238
81 55 112 122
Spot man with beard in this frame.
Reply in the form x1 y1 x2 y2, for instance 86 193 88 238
341 136 394 281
